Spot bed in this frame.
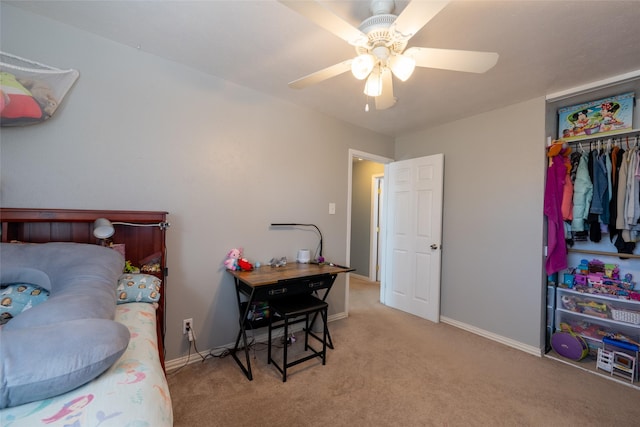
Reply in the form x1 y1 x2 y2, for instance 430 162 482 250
0 208 173 426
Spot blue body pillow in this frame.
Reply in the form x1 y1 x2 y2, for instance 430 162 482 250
0 242 128 409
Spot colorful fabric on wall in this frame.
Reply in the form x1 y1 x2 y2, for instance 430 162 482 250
0 52 79 126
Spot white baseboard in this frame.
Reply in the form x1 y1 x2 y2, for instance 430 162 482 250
166 313 542 371
440 316 543 357
165 313 346 372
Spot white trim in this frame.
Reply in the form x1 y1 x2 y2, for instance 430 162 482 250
348 149 394 165
350 273 372 281
440 316 543 357
546 70 640 102
370 173 384 281
164 313 347 372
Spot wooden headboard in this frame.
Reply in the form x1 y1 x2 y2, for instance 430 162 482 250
0 207 169 367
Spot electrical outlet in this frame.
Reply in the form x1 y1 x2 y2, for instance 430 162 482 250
182 318 193 335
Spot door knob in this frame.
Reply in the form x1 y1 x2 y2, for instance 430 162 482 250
430 244 439 250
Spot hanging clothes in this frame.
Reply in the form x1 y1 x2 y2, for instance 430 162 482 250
561 135 639 255
616 150 630 230
608 146 624 239
545 143 571 275
623 147 639 231
561 149 574 247
614 144 640 253
569 151 581 183
588 149 608 242
561 162 574 221
602 148 612 225
593 150 610 219
571 151 593 233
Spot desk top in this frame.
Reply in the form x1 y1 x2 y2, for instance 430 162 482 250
228 263 353 287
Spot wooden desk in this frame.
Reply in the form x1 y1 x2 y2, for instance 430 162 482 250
227 262 353 380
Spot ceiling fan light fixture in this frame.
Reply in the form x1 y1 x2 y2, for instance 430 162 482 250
389 53 416 82
363 66 383 97
351 54 375 80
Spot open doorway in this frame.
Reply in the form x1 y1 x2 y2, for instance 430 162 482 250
346 149 393 315
351 165 384 281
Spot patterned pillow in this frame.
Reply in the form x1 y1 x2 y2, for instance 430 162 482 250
0 283 50 325
117 274 162 304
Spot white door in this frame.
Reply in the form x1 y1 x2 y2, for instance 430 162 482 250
381 154 444 322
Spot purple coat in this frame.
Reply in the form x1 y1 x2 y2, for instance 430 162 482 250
545 153 568 275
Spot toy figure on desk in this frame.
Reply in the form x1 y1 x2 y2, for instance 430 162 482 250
224 248 242 271
224 247 254 271
237 258 253 271
268 257 287 267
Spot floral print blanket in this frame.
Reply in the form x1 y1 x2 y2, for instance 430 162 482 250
1 303 173 426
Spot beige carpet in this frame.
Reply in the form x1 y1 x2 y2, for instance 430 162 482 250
167 276 640 426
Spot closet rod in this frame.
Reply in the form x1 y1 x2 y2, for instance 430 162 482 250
561 128 640 147
568 248 640 260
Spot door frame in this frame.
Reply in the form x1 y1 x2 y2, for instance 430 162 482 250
346 149 394 316
370 173 384 281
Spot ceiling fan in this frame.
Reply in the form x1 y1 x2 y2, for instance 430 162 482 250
280 0 499 110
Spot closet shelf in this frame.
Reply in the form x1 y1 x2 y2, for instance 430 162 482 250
564 127 640 146
568 248 640 260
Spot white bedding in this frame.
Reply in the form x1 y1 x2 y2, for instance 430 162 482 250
0 303 173 426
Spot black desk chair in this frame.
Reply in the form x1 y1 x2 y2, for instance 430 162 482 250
267 293 328 382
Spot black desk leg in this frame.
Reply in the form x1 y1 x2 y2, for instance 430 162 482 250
230 281 254 380
309 298 334 349
308 313 334 349
309 276 336 349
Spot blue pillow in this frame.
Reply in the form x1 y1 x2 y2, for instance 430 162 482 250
117 274 162 304
0 319 130 408
0 283 50 325
0 242 127 409
0 267 51 291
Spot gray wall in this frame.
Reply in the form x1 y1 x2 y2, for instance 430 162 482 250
350 160 384 278
395 97 547 351
7 3 611 360
0 5 395 361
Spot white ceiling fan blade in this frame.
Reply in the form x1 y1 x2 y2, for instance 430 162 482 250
278 0 368 46
405 47 499 73
391 1 449 40
288 59 353 89
375 68 396 110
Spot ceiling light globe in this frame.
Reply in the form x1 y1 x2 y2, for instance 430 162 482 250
351 54 375 80
389 54 416 82
363 66 383 97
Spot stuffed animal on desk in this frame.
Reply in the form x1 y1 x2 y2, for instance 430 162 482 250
224 248 242 271
237 258 253 271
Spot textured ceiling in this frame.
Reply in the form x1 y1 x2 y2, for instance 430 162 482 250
7 1 640 137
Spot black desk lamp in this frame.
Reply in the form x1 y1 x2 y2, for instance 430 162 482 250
270 223 323 261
